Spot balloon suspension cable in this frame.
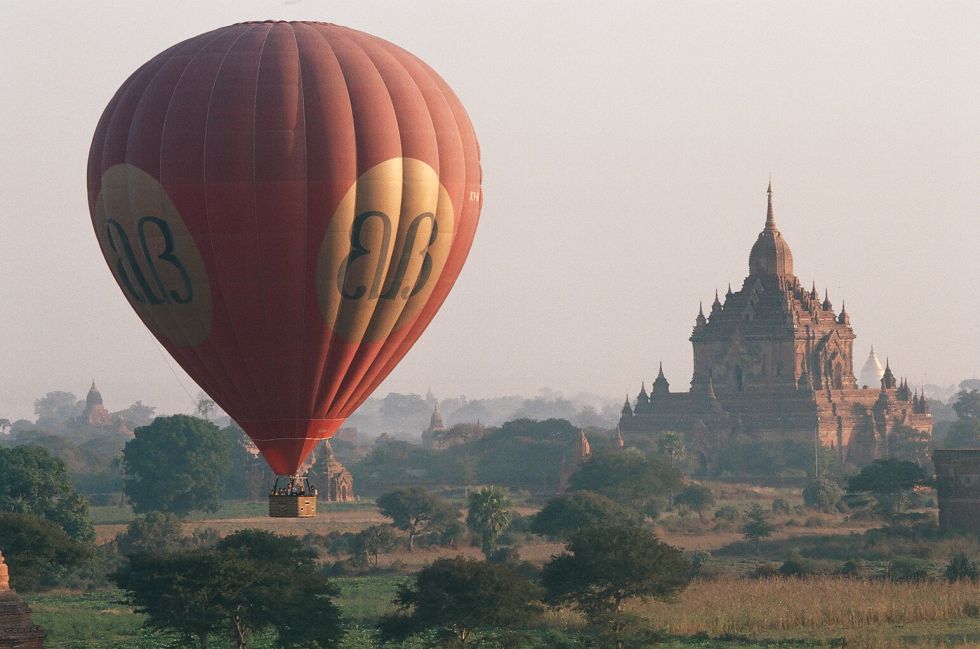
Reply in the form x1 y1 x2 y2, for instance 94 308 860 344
151 336 198 410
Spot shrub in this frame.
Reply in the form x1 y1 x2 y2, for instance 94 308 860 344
838 558 869 578
689 550 712 578
779 550 814 577
888 557 934 582
488 546 521 565
772 498 791 515
803 478 843 512
945 552 979 583
714 505 739 521
749 563 780 579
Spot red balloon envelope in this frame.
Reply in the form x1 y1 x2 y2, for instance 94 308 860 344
87 21 482 475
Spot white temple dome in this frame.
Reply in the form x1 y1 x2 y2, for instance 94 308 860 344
859 346 885 388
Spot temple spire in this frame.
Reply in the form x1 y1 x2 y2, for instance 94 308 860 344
765 178 776 229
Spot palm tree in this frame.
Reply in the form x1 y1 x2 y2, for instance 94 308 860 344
466 486 513 558
658 431 686 506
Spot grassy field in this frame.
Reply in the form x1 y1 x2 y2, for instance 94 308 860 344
28 574 980 649
55 485 980 648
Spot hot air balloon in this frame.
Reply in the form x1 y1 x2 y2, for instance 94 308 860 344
87 21 482 516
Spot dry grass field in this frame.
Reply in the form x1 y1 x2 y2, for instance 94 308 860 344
533 577 980 647
633 576 980 634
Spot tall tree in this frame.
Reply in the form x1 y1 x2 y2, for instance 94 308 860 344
195 394 216 422
846 458 928 517
115 511 185 556
0 512 90 592
657 431 686 467
114 529 342 649
742 504 776 553
123 415 231 516
945 390 980 448
541 524 688 646
33 391 82 433
112 401 156 429
0 444 94 543
567 448 681 514
530 491 638 539
673 483 715 521
887 424 931 464
351 525 397 568
380 557 541 648
377 487 458 551
466 486 512 558
802 478 842 513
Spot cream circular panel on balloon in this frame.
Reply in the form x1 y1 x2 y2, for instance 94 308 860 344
317 158 456 344
93 164 212 347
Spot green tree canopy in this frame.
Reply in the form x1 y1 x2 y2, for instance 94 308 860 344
376 487 459 551
0 444 94 543
945 389 980 448
114 529 342 649
352 439 470 493
802 478 842 513
530 490 638 538
123 415 231 516
0 512 90 592
846 458 928 516
888 424 931 464
742 504 776 553
222 424 270 501
380 556 541 647
115 511 185 557
673 483 715 521
33 391 82 433
466 486 512 558
541 524 689 622
953 389 980 421
567 448 682 514
351 524 397 568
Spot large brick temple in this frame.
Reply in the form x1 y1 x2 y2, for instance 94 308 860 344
618 183 932 467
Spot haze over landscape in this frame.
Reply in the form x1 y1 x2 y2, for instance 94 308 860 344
5 4 980 649
1 1 976 422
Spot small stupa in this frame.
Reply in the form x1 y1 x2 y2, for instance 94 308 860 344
0 550 46 648
859 346 885 389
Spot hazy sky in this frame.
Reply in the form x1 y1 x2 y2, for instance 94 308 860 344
1 1 977 422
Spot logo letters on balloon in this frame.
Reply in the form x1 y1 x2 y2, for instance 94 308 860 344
94 164 212 347
319 158 455 343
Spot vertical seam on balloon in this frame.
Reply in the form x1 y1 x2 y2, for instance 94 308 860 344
306 24 359 414
321 25 391 410
331 30 437 416
152 29 239 413
302 25 339 420
200 24 271 423
250 24 283 433
327 27 407 413
341 46 468 413
289 23 311 436
183 26 264 422
296 22 342 427
117 38 214 410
